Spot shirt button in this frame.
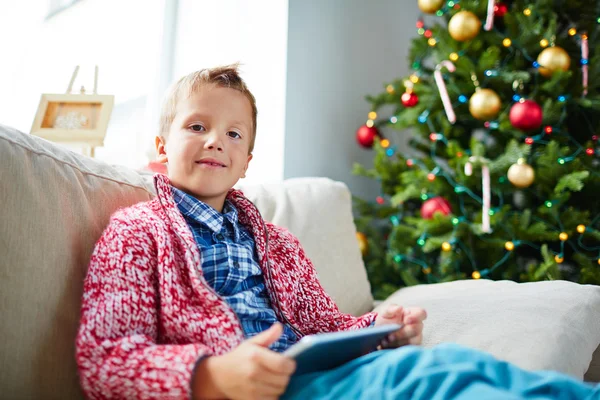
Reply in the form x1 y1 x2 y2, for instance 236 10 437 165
233 261 240 268
216 233 224 241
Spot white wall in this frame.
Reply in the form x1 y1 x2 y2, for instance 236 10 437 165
171 0 289 185
284 0 420 198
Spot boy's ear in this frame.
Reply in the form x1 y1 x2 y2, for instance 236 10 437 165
155 136 168 163
241 153 253 178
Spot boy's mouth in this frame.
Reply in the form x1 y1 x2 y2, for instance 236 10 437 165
196 158 226 168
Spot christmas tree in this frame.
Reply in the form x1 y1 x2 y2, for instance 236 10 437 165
352 0 600 299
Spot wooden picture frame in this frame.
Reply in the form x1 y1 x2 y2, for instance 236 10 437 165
30 65 114 157
30 93 114 147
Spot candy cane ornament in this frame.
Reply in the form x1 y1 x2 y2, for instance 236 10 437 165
465 156 492 233
484 0 495 31
582 32 589 96
434 61 457 124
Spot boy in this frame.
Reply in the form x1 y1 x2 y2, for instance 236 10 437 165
76 65 598 399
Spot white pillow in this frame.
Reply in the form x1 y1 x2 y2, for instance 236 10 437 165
375 279 600 380
236 177 374 317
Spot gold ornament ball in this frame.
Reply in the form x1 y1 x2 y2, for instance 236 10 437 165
507 160 535 188
418 0 444 14
356 232 369 256
469 88 502 120
449 11 481 42
537 46 571 78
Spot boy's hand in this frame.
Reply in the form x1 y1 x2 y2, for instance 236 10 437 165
374 304 427 348
193 323 296 400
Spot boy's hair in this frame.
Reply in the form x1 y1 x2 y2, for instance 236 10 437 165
159 64 258 153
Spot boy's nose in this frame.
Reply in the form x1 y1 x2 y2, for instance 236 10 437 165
204 134 224 151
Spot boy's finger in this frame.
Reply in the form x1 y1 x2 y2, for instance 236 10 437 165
248 323 283 347
258 349 296 375
383 304 402 318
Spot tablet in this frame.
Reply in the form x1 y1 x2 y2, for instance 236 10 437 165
283 323 402 375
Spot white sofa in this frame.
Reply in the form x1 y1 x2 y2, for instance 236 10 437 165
1 124 599 399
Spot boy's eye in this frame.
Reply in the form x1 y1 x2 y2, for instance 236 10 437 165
227 131 241 139
190 124 205 132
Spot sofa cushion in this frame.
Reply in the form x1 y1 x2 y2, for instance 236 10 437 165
237 178 374 317
0 125 155 399
375 279 600 381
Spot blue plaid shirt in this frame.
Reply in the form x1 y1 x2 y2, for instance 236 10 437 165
172 186 298 352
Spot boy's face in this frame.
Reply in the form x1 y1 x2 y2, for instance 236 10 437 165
155 85 253 211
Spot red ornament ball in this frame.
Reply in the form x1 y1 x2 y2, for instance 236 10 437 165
494 2 508 17
401 91 419 107
509 100 543 131
421 197 452 219
356 124 380 148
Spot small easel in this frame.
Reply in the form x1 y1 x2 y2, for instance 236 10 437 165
30 66 114 158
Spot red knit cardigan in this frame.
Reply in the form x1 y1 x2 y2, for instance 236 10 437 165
76 174 377 399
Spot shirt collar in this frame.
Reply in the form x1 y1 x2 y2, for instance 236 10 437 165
171 186 241 239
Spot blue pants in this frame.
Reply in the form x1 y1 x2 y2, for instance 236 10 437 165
283 343 599 399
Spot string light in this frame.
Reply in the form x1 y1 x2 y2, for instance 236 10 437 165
449 52 459 61
586 148 595 155
386 84 395 94
568 28 577 36
376 196 384 204
545 126 553 134
427 173 436 181
423 267 432 274
523 8 532 16
366 119 374 128
458 95 468 103
577 225 586 233
525 137 534 145
442 242 452 252
368 111 377 120
380 139 390 148
416 20 424 29
559 232 569 241
540 39 549 47
555 255 564 263
410 74 420 83
424 30 433 38
390 116 398 123
428 38 437 46
503 38 512 47
418 28 425 35
472 271 481 279
505 241 515 251
406 159 414 167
